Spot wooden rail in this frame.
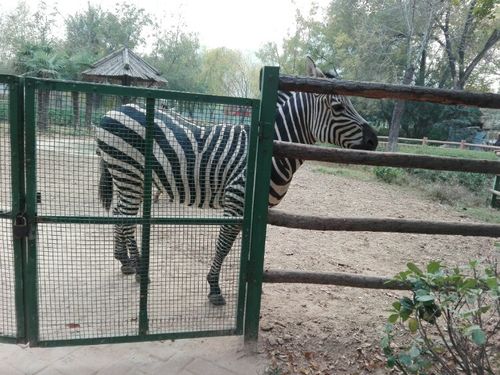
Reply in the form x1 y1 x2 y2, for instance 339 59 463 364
263 270 411 290
267 209 500 238
279 75 500 109
273 141 500 174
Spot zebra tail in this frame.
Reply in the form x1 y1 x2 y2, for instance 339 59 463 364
99 158 113 211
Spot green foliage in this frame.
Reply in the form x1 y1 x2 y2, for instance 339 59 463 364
147 26 203 93
64 2 152 56
401 104 483 140
407 169 491 192
396 145 498 161
374 167 406 185
382 260 500 374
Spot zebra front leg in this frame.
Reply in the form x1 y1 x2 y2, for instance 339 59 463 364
207 224 241 306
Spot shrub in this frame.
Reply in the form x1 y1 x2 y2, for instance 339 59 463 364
381 260 499 374
374 166 406 184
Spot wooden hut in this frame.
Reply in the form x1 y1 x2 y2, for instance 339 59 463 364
81 47 167 123
81 47 167 87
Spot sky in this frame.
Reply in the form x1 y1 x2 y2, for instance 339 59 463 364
3 0 332 51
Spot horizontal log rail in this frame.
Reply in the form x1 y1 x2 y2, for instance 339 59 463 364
279 75 500 109
273 141 500 174
263 270 411 290
268 209 500 238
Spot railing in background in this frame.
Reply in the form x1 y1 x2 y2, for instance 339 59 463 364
378 135 500 152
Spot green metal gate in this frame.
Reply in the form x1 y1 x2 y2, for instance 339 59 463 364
0 67 279 346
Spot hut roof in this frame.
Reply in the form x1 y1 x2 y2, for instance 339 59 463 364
81 47 167 87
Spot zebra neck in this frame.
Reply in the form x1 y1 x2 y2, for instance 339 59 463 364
275 91 315 145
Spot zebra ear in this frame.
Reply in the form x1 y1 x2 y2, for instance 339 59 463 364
306 56 325 78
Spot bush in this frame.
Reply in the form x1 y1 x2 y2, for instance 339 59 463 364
381 260 499 374
407 169 492 193
374 167 406 184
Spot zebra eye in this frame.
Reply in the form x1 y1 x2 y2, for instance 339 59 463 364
331 103 345 112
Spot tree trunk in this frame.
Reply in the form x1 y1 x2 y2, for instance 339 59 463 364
386 66 414 152
71 91 80 128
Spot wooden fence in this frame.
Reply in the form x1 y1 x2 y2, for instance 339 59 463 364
262 75 500 291
378 136 500 152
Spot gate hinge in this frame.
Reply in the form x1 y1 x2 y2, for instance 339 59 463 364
13 213 29 239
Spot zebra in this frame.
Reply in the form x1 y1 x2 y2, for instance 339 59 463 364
95 57 378 306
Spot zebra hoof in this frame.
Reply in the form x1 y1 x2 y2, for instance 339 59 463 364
121 265 136 275
208 294 226 306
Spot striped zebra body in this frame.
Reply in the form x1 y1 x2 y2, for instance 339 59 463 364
96 105 248 214
97 57 378 306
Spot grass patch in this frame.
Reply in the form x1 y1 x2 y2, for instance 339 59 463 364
312 165 374 181
460 206 500 224
394 144 498 160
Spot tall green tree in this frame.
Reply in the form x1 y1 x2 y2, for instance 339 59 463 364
438 0 499 90
14 42 64 131
201 48 260 98
0 0 59 66
147 22 203 92
64 2 153 57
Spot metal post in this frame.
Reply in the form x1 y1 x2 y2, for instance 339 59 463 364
9 76 27 342
24 78 39 345
244 66 279 343
139 97 155 335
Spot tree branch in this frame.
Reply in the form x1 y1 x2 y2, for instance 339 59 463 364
461 28 500 87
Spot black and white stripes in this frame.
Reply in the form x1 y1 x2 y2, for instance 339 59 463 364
96 57 378 306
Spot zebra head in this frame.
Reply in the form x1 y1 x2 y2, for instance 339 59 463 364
305 57 378 151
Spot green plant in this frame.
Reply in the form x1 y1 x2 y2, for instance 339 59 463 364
381 260 499 374
374 166 406 184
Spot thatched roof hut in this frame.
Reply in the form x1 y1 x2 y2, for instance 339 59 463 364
82 47 167 87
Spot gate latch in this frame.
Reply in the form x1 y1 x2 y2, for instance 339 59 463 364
13 213 29 239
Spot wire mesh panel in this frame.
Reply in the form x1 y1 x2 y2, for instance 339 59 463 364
0 80 17 340
26 79 258 345
37 223 140 340
147 224 241 334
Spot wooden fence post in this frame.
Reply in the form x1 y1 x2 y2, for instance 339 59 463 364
460 140 466 149
422 136 428 145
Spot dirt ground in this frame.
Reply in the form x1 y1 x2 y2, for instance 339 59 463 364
1 132 498 373
258 162 497 374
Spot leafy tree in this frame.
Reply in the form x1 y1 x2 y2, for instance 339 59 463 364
64 2 153 57
13 42 64 131
200 47 260 98
438 0 499 90
0 0 59 66
147 21 203 93
257 6 326 75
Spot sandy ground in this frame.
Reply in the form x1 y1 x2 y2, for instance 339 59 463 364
259 162 497 374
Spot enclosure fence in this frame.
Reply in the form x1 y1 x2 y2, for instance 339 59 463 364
0 68 280 346
2 70 500 347
262 75 500 291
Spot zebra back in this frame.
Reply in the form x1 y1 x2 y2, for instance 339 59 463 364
96 104 249 213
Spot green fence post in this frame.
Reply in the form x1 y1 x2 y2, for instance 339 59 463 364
244 66 279 343
23 78 39 345
9 76 27 343
139 97 156 336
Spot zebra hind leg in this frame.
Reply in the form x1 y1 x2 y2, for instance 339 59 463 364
207 224 241 306
113 222 136 275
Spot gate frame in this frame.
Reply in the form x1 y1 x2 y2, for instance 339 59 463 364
0 71 280 346
0 75 27 344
